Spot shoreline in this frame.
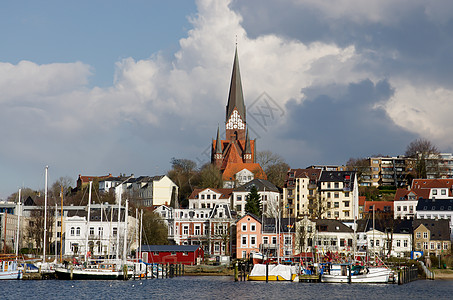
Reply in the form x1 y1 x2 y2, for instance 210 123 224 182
432 269 453 280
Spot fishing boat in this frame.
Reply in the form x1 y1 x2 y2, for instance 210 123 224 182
320 263 391 283
0 257 22 280
247 264 298 281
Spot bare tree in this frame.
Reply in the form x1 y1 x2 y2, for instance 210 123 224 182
256 150 289 188
405 138 440 178
346 157 370 184
198 163 223 189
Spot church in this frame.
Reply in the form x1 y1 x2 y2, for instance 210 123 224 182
211 47 266 188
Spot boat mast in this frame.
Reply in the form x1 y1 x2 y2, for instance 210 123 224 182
43 166 48 264
85 181 92 262
122 199 129 265
139 209 143 261
55 204 58 261
116 186 122 261
352 173 358 262
60 186 63 263
15 188 21 257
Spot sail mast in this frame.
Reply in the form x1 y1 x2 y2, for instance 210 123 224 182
85 181 92 262
15 189 21 257
43 166 48 263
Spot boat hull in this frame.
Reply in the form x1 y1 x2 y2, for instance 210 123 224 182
55 267 126 280
1 260 22 280
0 270 22 280
321 267 391 283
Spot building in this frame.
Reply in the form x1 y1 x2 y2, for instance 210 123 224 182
188 188 233 209
232 179 280 217
139 245 204 265
211 47 266 188
416 199 453 238
236 213 262 259
318 171 358 220
77 174 114 190
413 219 451 256
0 202 18 252
100 175 178 207
155 204 235 257
358 156 415 187
283 168 321 218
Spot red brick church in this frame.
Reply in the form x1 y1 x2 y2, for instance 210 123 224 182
211 48 266 188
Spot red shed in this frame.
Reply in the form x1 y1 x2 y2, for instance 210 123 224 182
139 245 204 265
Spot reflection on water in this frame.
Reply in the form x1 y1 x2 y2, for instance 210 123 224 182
1 276 452 300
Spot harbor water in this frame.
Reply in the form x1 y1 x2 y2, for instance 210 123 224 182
1 276 453 300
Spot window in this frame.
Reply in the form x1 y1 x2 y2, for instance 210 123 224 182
57 221 61 227
334 182 339 189
171 252 176 256
70 227 75 236
98 227 103 237
242 251 247 258
344 201 349 207
242 236 247 246
272 237 277 244
423 232 428 239
376 240 380 247
213 195 217 199
251 236 256 246
251 223 256 232
327 183 331 188
237 195 242 201
284 236 291 245
57 232 61 238
90 227 94 235
195 225 200 235
183 226 189 235
334 211 339 218
416 232 421 238
441 190 446 195
113 227 117 236
334 193 339 198
201 195 205 199
76 227 80 236
334 202 339 208
396 240 401 247
344 211 349 217
423 242 428 250
433 190 438 195
327 192 331 198
263 237 269 244
242 224 247 232
404 240 408 248
345 192 349 198
417 242 421 249
430 242 435 250
444 243 449 250
207 195 211 200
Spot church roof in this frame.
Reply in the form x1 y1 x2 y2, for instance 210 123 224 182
226 47 246 122
222 162 266 182
215 126 222 154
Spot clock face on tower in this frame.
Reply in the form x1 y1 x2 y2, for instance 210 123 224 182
226 110 245 130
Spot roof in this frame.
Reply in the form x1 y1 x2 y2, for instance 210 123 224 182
234 179 279 192
319 171 356 182
359 196 366 206
222 162 266 181
356 218 413 234
363 201 394 213
78 174 113 184
226 47 246 122
413 219 451 241
188 188 233 200
236 213 261 224
416 198 453 211
139 245 202 252
314 219 353 233
411 179 453 197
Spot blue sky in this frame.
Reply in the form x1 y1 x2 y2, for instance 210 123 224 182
1 0 453 198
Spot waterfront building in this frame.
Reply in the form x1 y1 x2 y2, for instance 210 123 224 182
139 245 204 265
236 213 262 259
232 179 280 217
413 219 451 256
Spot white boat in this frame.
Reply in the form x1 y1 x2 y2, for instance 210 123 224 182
0 259 22 280
55 260 129 280
320 264 391 283
248 264 298 281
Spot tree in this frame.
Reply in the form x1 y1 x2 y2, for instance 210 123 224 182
50 176 74 198
198 163 223 189
141 210 168 245
245 186 262 217
346 157 370 184
25 201 55 255
167 158 199 208
405 138 440 178
7 188 39 202
256 150 289 188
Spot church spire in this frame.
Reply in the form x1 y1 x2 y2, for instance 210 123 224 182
215 125 222 154
226 46 246 122
244 129 252 154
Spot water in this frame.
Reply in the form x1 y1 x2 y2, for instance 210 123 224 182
1 276 452 300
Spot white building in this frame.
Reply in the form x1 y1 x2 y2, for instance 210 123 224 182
231 179 280 217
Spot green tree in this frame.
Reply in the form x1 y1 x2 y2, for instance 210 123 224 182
245 186 262 217
198 163 223 188
141 209 169 245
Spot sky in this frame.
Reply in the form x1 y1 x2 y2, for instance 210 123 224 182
1 0 453 199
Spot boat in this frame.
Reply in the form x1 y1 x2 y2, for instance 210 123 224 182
0 257 22 280
250 252 265 264
247 264 298 281
320 263 391 283
55 261 129 280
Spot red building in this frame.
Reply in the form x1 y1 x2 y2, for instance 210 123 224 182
139 245 204 265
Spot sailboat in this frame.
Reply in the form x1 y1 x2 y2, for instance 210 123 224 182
55 181 131 280
320 174 392 284
0 255 22 280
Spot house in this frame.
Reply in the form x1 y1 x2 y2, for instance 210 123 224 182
394 188 424 219
77 173 113 190
139 245 204 265
416 198 453 238
188 188 233 209
363 201 394 217
232 179 280 217
99 175 178 207
413 219 451 256
155 204 235 257
356 218 413 258
236 213 262 259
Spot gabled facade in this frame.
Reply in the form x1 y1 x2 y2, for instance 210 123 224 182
188 188 233 209
232 179 280 217
236 213 262 259
413 219 451 256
